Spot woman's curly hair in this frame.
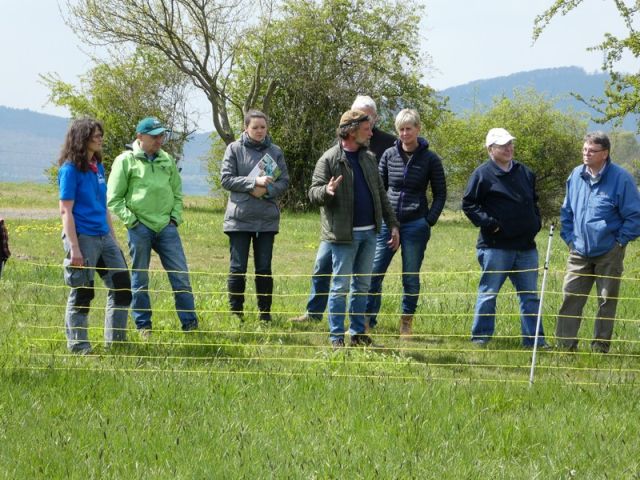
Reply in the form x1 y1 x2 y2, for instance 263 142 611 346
58 118 104 172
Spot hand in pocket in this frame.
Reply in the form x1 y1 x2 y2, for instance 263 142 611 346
63 258 91 288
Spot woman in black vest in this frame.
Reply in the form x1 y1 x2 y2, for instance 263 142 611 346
365 109 447 337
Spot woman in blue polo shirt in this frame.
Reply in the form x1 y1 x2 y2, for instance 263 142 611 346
58 118 131 353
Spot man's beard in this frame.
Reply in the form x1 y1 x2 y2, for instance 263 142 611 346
356 137 370 147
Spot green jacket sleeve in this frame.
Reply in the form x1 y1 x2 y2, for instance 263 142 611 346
107 154 137 228
376 164 399 229
169 160 184 225
308 154 335 206
369 157 400 228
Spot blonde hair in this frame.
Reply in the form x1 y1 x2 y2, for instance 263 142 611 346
395 109 421 132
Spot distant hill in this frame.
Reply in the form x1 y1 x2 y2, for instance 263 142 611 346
0 106 211 195
0 107 68 183
1 66 637 193
440 66 639 132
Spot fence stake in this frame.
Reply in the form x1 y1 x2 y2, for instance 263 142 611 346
529 223 555 387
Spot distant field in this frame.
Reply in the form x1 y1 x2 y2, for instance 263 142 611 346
1 182 640 478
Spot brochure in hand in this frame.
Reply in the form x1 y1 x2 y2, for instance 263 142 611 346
248 153 281 199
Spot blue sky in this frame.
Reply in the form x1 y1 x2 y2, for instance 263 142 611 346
0 0 634 131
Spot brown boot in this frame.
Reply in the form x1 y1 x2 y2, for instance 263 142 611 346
399 314 413 339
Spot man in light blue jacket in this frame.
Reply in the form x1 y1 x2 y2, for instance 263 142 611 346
556 131 640 353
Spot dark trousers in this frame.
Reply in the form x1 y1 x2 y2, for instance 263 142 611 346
227 232 275 314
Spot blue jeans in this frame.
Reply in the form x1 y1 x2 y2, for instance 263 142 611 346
472 248 546 346
305 240 332 319
366 218 430 328
327 229 377 341
63 233 130 352
227 231 275 314
128 222 197 330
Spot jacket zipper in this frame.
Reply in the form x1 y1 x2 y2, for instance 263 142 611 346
398 153 414 218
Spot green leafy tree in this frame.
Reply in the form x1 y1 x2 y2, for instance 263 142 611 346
65 0 444 205
609 130 640 166
227 0 445 207
609 130 640 182
533 0 640 132
42 47 193 180
431 91 587 219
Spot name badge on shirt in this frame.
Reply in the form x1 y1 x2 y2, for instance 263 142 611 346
97 172 106 185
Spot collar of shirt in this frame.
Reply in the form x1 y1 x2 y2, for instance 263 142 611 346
491 158 513 172
586 162 607 183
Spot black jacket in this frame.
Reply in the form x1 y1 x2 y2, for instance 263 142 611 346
462 159 541 250
380 138 447 225
369 127 396 161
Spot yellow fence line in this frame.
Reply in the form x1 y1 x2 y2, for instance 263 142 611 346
15 258 640 281
7 365 639 387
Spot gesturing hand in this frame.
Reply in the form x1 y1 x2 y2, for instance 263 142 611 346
326 175 343 196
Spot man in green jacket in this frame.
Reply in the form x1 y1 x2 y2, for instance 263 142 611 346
107 117 198 338
308 110 400 348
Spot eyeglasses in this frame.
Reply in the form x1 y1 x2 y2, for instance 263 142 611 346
583 147 606 155
91 133 103 140
491 141 514 150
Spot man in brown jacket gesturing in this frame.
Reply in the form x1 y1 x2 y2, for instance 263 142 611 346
308 110 399 348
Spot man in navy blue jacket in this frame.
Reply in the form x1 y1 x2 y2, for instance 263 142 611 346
556 131 640 353
462 128 547 347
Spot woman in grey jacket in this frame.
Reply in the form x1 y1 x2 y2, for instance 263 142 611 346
220 110 289 321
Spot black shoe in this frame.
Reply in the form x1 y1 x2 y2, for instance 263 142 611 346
259 313 272 323
183 322 199 332
591 341 610 354
331 338 345 349
350 334 374 347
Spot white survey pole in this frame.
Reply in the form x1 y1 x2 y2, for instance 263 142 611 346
529 223 555 387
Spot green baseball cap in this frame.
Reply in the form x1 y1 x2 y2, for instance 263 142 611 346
136 117 167 136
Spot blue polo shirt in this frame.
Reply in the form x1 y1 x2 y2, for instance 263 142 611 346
58 161 110 236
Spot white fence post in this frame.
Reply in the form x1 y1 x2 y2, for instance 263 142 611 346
529 223 555 387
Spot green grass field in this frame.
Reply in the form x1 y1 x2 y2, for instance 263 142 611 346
2 183 640 478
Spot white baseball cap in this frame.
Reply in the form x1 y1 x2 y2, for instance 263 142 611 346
485 128 515 147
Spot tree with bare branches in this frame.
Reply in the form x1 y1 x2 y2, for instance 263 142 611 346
65 0 274 144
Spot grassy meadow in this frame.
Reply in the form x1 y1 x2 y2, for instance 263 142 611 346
2 182 640 478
